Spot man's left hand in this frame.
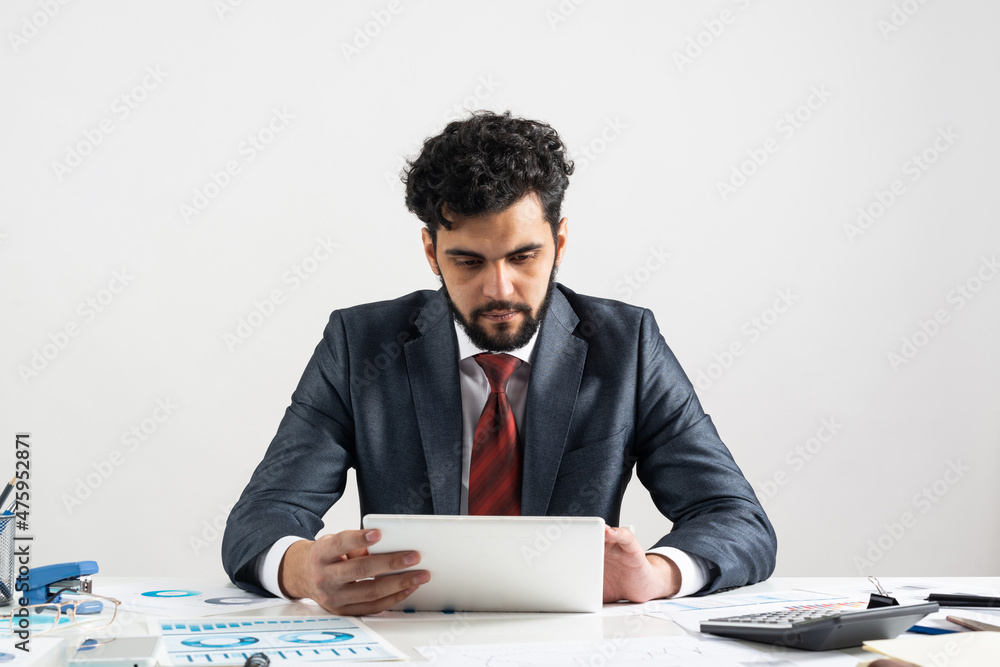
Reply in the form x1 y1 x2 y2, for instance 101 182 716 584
602 525 680 603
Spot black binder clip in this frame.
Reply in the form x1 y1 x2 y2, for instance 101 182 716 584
867 576 900 608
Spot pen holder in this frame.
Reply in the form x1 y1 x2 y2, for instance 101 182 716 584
0 515 13 606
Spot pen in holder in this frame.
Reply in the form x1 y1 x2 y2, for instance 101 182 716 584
0 514 13 606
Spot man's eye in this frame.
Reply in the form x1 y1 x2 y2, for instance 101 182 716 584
511 253 537 262
454 259 481 268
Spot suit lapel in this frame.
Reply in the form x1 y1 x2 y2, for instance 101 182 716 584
404 290 463 515
521 287 588 516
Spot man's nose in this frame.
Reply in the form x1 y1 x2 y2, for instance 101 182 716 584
483 261 514 301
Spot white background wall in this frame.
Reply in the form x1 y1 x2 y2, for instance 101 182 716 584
2 0 998 583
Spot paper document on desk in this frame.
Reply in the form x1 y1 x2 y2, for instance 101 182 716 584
642 589 854 632
0 637 65 665
153 616 405 664
915 608 1000 634
416 635 857 666
798 578 1000 633
798 577 1000 602
98 580 291 616
863 632 1000 666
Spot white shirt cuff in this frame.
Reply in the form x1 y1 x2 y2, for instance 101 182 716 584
648 547 711 598
257 535 307 599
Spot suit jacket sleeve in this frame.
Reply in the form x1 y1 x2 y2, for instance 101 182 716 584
633 308 777 594
221 311 356 596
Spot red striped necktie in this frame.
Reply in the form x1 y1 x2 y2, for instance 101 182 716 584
469 353 523 516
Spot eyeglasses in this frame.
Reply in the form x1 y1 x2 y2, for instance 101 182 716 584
1 590 121 638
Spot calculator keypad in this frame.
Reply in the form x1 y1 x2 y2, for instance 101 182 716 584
712 609 844 627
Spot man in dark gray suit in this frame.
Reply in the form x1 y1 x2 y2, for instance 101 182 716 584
223 111 776 615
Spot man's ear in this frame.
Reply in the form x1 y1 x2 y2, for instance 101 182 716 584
421 228 440 275
554 217 568 267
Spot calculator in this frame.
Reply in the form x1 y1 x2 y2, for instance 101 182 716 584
700 602 939 651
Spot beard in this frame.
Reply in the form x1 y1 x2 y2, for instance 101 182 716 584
441 265 557 353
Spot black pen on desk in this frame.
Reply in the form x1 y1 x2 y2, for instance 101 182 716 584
927 593 1000 608
0 477 14 510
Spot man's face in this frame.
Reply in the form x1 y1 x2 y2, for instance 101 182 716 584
422 194 568 353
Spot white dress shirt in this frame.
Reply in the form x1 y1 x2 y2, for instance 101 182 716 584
257 321 709 599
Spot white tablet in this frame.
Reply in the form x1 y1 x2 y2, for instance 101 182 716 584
362 514 605 613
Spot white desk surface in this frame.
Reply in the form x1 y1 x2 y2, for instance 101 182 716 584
69 576 1000 663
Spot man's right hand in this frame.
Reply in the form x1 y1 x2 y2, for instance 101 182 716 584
278 529 430 615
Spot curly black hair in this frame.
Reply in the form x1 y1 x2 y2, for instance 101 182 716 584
402 111 574 242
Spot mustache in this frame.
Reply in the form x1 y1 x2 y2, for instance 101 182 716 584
470 301 532 318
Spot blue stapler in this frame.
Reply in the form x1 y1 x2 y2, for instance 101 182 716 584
26 561 102 613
